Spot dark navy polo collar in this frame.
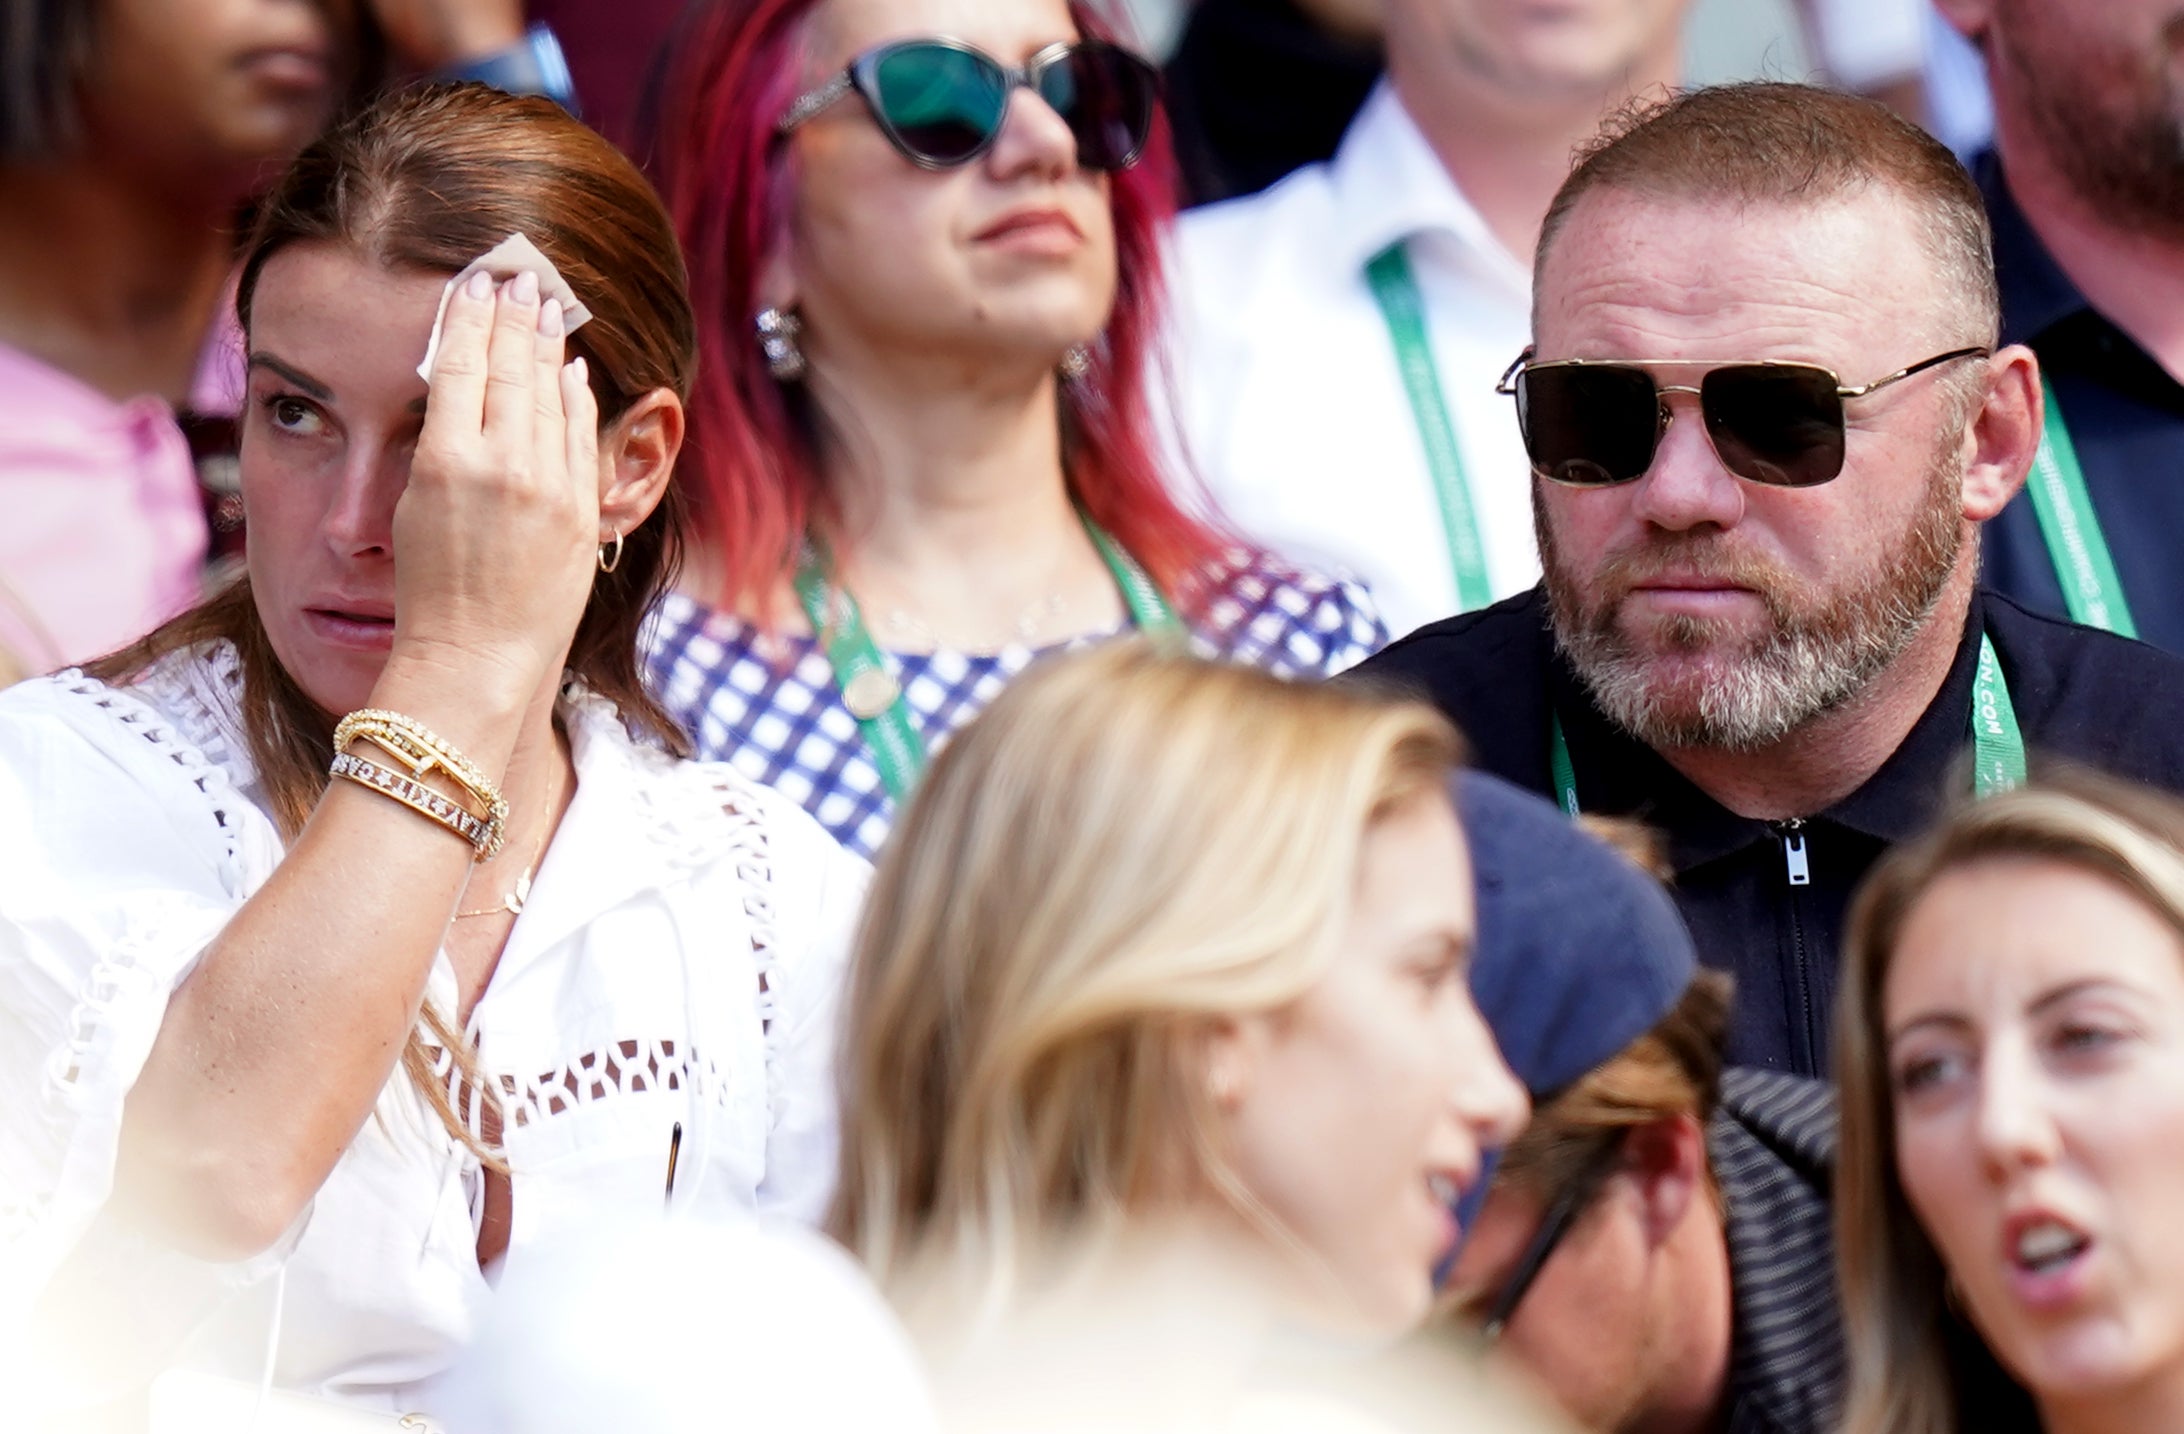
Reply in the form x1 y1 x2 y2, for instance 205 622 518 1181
1976 148 2091 348
1976 148 2184 415
1548 594 1988 873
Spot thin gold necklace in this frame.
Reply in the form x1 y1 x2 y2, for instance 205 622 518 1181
456 823 550 920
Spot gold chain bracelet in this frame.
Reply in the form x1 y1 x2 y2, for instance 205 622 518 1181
331 708 509 858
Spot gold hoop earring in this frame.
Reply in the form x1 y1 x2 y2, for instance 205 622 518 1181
597 529 624 574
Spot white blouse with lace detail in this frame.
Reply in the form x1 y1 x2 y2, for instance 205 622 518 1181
0 643 868 1415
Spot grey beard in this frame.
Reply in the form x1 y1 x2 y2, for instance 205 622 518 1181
1555 577 1947 752
1542 446 1965 754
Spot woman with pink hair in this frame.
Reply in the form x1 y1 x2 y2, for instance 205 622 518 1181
643 0 1384 858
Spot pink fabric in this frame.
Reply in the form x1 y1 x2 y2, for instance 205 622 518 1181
0 342 209 673
189 279 247 419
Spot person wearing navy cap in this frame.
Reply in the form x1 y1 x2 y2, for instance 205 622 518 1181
1444 772 1849 1434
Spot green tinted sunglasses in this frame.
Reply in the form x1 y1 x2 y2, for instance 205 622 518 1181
778 37 1159 173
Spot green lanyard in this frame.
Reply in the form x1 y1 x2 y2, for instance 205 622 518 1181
793 514 1184 802
2025 376 2136 637
1363 242 1495 612
1547 633 2028 817
1967 632 2029 794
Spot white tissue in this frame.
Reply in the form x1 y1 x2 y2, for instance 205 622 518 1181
415 232 595 382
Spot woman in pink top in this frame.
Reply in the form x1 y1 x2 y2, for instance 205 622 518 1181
0 1 532 676
0 0 376 673
0 2 357 671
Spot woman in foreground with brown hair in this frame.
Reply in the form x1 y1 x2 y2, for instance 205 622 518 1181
1837 769 2184 1434
832 643 1527 1399
1 83 863 1421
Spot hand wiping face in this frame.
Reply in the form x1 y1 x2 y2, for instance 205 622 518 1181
417 233 594 381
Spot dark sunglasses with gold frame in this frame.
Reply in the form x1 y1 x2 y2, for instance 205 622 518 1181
1496 346 1992 489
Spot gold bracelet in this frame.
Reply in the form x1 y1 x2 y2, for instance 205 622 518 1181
331 708 509 854
331 751 498 857
348 729 495 817
332 708 499 799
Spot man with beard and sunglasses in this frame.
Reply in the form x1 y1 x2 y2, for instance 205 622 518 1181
1353 82 2184 1076
1934 0 2184 656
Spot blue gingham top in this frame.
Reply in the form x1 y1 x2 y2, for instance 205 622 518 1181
643 548 1388 859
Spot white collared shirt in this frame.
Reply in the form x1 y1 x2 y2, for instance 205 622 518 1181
1165 84 1540 640
1 643 867 1416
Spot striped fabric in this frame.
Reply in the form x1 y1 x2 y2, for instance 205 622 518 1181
1711 1067 1844 1434
643 548 1387 860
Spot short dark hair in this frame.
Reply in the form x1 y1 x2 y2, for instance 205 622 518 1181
1536 82 1999 347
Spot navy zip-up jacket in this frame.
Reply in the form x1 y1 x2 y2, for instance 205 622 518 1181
1352 586 2184 1075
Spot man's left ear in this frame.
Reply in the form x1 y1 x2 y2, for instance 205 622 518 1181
597 388 685 545
1625 1113 1709 1248
1959 344 2041 523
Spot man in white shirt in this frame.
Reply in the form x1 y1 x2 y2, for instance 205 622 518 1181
1166 0 1692 638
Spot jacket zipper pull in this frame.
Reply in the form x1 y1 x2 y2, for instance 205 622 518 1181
1778 820 1811 887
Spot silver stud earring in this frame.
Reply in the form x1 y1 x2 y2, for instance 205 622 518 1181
755 307 806 381
597 529 624 574
1059 343 1092 381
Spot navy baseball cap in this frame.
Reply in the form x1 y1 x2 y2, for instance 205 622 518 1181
1449 771 1700 1237
1458 769 1698 1098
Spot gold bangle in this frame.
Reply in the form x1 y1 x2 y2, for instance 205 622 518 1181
333 708 499 797
331 708 508 853
331 751 497 857
348 730 494 817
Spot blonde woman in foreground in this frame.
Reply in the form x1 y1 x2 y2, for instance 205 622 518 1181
1837 769 2184 1434
830 642 1533 1426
